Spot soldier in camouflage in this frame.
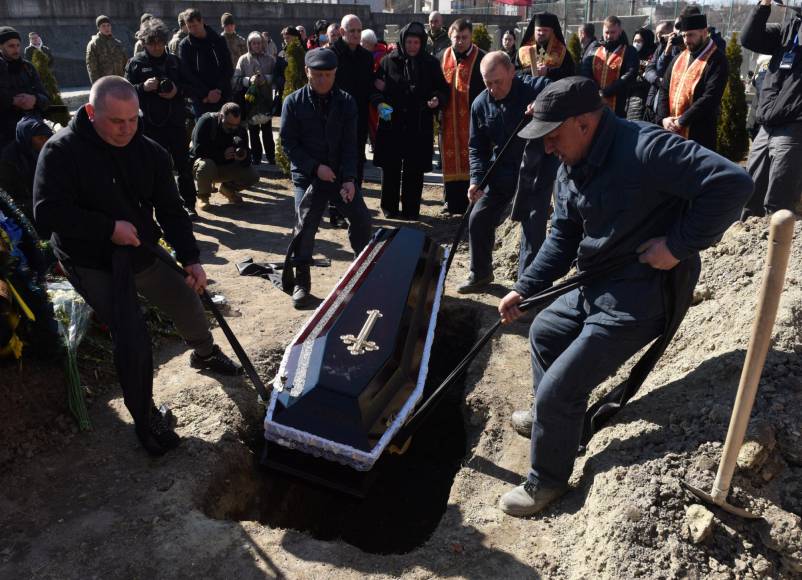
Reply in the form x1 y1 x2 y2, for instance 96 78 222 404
221 13 247 68
85 15 128 85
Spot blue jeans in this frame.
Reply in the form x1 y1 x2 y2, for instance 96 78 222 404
292 178 372 264
527 288 664 487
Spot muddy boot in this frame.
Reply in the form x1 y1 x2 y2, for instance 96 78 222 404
135 405 181 456
292 266 312 309
498 480 567 517
511 409 533 438
457 273 494 294
219 183 243 203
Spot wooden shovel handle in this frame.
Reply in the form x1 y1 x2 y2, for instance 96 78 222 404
712 210 795 502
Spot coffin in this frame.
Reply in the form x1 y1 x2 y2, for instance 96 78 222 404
264 227 447 471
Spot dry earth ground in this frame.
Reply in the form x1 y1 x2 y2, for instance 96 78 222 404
1 170 801 579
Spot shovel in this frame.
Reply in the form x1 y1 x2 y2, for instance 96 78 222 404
681 209 795 519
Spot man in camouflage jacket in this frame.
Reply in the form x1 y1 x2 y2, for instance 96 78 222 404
85 15 128 84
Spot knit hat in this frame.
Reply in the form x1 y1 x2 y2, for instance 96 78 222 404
0 27 21 45
221 13 235 27
96 15 111 29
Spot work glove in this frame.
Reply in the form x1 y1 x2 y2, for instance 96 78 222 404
378 102 393 122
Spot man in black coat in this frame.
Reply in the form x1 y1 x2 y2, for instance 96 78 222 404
0 27 49 149
581 16 639 118
126 17 198 217
177 9 233 118
372 21 449 219
740 0 802 217
657 12 728 151
331 14 377 187
33 77 240 457
280 48 372 308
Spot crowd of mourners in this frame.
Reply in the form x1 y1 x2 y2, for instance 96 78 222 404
0 1 799 484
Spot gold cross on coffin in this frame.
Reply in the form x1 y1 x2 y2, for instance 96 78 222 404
340 309 383 355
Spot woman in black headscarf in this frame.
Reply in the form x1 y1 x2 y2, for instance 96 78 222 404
626 27 657 121
372 21 449 220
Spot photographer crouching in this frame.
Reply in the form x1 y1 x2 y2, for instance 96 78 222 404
190 102 258 210
125 18 198 219
33 77 242 456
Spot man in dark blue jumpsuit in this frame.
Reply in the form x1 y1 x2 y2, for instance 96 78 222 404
280 48 372 308
457 51 550 294
496 77 753 517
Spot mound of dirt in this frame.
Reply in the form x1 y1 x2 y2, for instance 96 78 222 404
485 216 802 578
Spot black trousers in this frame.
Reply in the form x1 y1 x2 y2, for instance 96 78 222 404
381 159 425 219
329 125 369 222
65 258 213 427
144 124 197 210
248 123 275 163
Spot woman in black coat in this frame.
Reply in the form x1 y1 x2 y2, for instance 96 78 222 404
373 21 449 220
626 28 657 121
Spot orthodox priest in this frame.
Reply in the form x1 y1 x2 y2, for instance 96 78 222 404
581 15 638 118
657 12 728 151
440 18 486 215
517 12 574 81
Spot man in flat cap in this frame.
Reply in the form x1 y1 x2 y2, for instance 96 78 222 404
280 47 372 309
85 15 127 84
517 12 574 81
658 11 728 151
0 27 49 149
495 76 753 517
581 15 638 118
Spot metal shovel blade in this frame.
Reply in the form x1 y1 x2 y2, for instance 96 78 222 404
680 480 761 520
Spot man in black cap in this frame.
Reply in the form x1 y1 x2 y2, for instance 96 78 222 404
740 0 802 217
279 47 372 309
495 76 753 517
658 11 728 151
0 27 49 149
517 12 574 81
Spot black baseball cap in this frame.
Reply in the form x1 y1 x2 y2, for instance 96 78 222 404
519 76 604 140
305 47 338 70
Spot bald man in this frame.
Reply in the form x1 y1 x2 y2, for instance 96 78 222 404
331 14 378 187
33 76 241 457
458 51 551 294
427 11 450 57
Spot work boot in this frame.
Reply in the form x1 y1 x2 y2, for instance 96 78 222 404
457 273 494 294
219 183 243 203
135 407 181 456
292 285 311 309
498 480 568 517
190 345 243 376
292 266 312 309
511 409 533 438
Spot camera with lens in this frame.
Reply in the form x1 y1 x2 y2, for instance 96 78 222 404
232 136 247 159
158 77 175 93
670 34 684 47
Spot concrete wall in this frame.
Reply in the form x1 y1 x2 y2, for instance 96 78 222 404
2 0 519 88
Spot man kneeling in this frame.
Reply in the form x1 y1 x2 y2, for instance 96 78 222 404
191 102 259 210
34 76 242 456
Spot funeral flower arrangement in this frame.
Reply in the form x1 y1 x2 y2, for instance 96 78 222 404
244 70 273 127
